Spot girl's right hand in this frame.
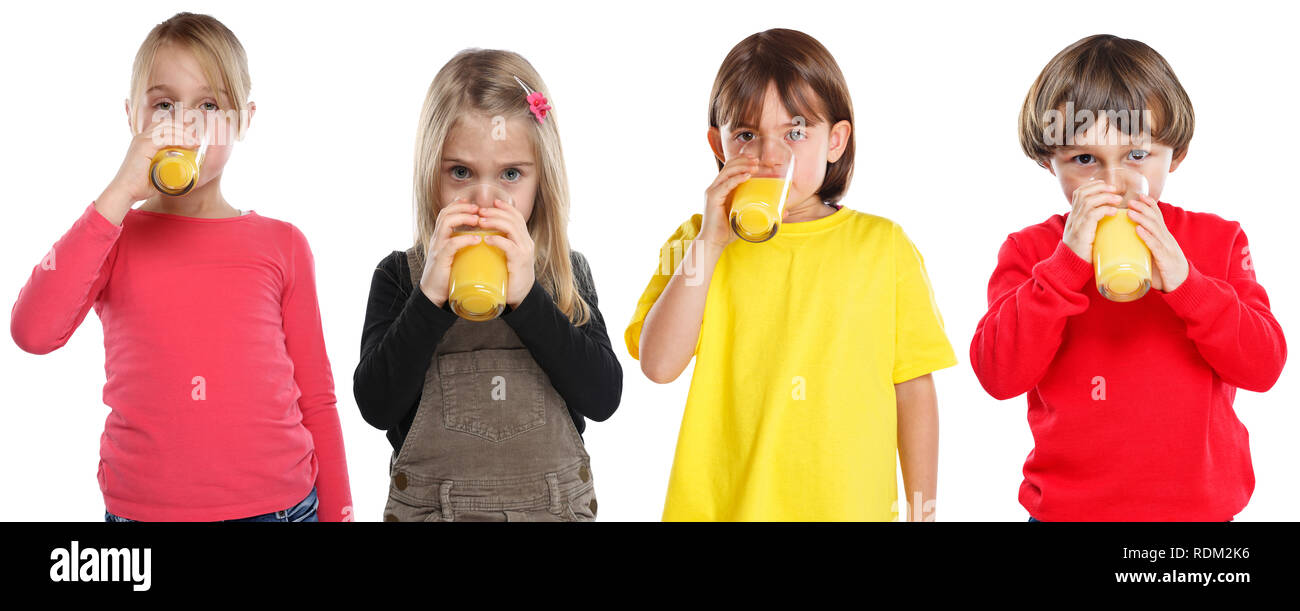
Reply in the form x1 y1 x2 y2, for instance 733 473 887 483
418 201 490 307
104 119 196 205
698 155 758 249
1062 179 1123 262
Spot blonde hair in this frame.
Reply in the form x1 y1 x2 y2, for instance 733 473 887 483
413 49 591 326
128 12 251 138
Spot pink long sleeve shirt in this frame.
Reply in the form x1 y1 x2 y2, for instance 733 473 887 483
11 202 353 521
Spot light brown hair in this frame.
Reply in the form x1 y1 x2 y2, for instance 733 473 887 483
413 49 591 326
708 28 855 204
1019 34 1194 165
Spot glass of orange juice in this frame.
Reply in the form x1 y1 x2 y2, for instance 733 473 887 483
149 110 213 196
448 183 511 321
725 137 795 243
1092 167 1152 302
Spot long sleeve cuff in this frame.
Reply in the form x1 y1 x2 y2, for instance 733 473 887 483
406 281 462 329
1035 241 1095 293
500 280 549 326
1159 261 1214 318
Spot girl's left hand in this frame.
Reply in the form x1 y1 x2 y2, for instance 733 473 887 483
1128 194 1189 292
478 197 536 308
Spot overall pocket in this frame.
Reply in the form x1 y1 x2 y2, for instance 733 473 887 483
437 348 547 443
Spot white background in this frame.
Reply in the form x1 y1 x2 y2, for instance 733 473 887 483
1 0 1295 521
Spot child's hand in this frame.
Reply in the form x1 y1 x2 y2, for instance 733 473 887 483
699 155 758 249
1062 178 1123 262
104 118 202 205
478 198 536 308
1128 194 1189 292
418 201 489 307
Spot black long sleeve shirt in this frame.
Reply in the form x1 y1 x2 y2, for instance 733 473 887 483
353 249 622 452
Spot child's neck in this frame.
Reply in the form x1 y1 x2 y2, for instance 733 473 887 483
782 194 837 223
139 176 241 218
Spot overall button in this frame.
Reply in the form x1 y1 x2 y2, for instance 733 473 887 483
384 514 398 522
393 472 408 491
589 498 598 514
578 466 590 483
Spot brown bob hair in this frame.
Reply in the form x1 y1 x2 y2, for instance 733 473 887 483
708 28 855 205
1019 34 1194 166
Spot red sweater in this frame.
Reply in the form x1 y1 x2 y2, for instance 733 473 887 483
971 201 1286 521
11 202 353 521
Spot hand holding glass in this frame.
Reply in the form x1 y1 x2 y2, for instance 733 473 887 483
448 184 511 321
1092 167 1152 302
726 137 795 243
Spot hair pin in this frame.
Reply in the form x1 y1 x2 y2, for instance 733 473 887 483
513 75 551 124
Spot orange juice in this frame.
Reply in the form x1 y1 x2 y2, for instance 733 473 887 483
449 229 508 321
1093 208 1151 301
150 148 202 196
729 177 789 242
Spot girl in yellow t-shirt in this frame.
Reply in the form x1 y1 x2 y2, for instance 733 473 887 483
625 28 957 522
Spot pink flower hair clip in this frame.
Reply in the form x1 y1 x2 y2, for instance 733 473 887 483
514 76 551 124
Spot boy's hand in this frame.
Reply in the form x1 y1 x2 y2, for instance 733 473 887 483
1128 194 1189 292
1062 179 1123 262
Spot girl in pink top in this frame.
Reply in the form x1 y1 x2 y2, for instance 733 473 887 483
10 12 353 522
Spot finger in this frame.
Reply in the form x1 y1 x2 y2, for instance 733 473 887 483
483 234 523 260
1134 224 1164 256
435 212 483 233
476 215 528 244
437 202 481 219
435 234 485 260
716 157 758 182
479 199 525 223
1073 179 1117 202
1081 191 1124 211
714 170 753 199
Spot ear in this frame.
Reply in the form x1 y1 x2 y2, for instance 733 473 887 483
1043 157 1057 177
826 119 852 163
124 98 134 134
707 126 724 164
1168 144 1188 173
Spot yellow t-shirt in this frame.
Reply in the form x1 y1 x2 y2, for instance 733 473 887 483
625 206 957 521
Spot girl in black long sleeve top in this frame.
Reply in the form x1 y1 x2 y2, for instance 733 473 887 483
354 50 620 523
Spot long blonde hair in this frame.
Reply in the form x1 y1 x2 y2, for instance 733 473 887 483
413 49 591 326
127 12 252 138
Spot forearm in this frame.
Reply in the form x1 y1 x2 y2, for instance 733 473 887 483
504 282 622 422
637 238 722 383
1161 263 1287 391
354 286 455 430
11 202 121 354
971 241 1092 399
299 402 353 522
93 184 136 226
896 374 938 522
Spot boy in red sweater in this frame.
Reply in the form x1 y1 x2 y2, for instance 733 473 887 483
971 34 1286 521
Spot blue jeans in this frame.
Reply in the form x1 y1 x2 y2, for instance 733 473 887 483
105 487 318 522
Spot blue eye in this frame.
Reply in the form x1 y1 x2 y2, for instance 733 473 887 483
501 168 521 182
1128 150 1148 161
450 166 471 180
788 129 806 142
